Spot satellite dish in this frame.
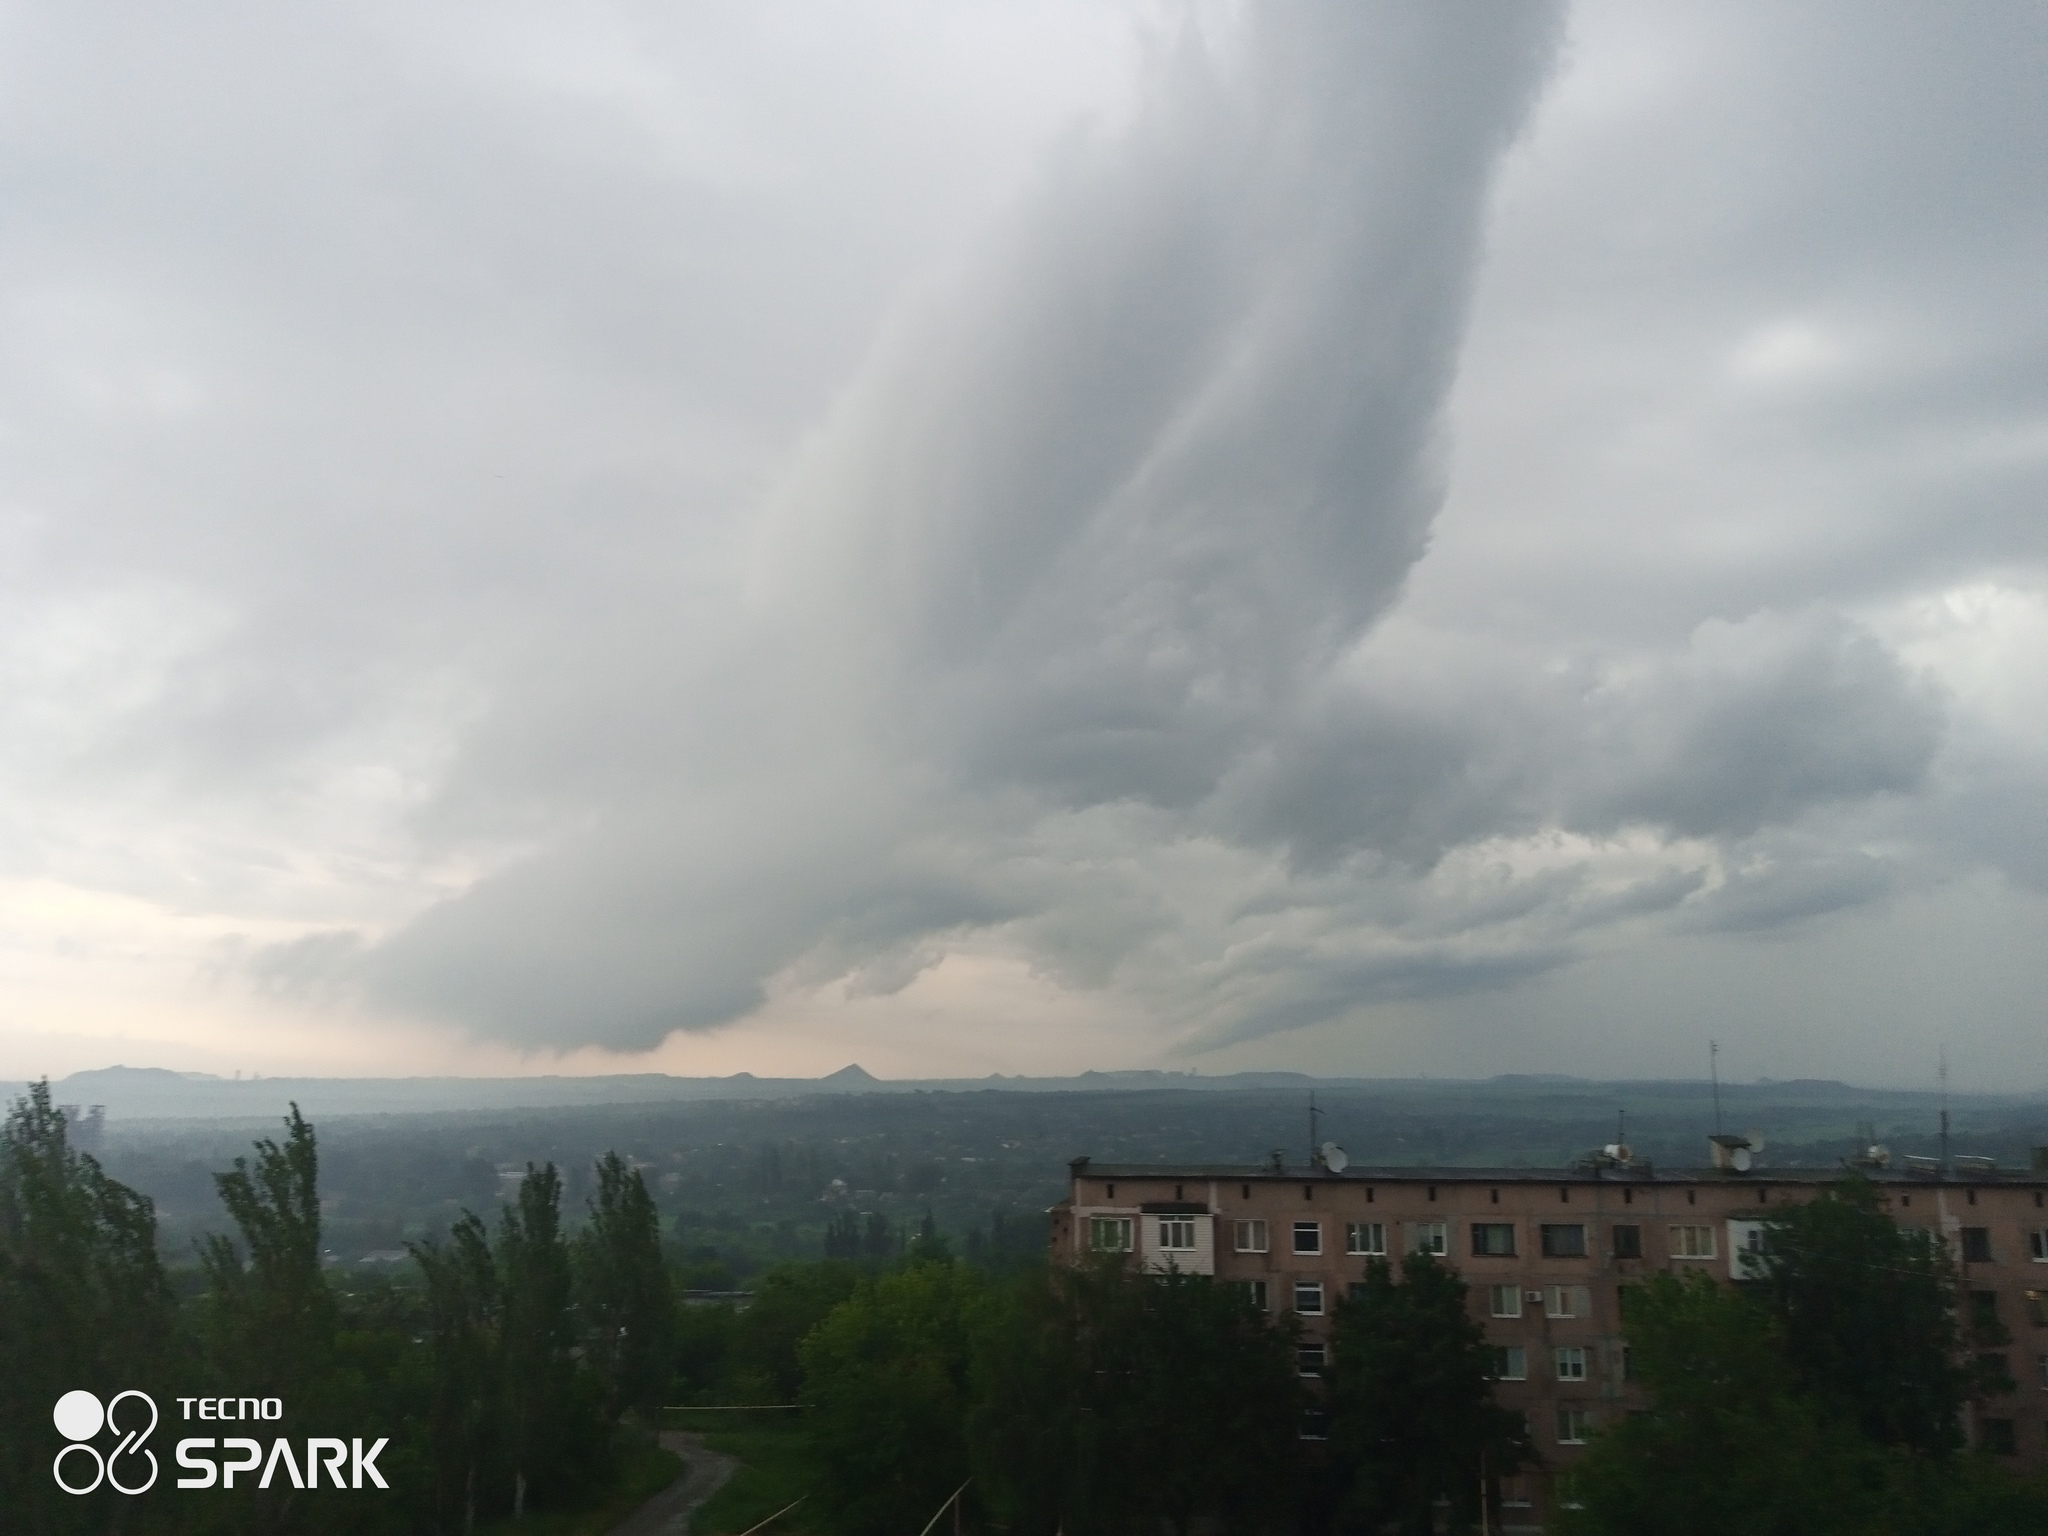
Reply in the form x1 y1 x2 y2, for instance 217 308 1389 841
1321 1141 1349 1173
1731 1146 1754 1172
1869 1144 1892 1167
1744 1130 1766 1156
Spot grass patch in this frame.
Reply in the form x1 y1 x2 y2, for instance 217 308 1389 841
667 1411 823 1536
475 1438 685 1536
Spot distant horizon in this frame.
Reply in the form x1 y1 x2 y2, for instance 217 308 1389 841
19 1058 2040 1097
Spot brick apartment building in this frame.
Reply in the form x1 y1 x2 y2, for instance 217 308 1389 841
1050 1141 2048 1530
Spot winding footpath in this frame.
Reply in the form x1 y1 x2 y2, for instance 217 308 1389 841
605 1431 737 1536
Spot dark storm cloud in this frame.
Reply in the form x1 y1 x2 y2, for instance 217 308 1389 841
8 2 2046 1072
340 2 1572 1047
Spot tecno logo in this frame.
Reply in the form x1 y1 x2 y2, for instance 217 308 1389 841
51 1389 391 1495
53 1389 159 1495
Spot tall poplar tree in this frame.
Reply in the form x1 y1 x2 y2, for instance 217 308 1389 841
574 1151 674 1422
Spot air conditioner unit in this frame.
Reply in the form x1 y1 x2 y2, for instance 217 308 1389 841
1526 1290 1544 1302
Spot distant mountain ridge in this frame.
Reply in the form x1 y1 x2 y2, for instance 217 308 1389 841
3 1061 2035 1125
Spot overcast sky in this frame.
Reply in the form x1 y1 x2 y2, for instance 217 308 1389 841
3 1 2045 1088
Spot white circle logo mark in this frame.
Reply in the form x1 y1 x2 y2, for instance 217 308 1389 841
52 1389 158 1495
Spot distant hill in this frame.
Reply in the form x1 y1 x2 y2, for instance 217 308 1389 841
0 1060 2039 1126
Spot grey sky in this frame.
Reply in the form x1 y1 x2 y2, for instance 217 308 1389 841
2 1 2044 1087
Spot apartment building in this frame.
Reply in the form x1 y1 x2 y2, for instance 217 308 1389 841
1050 1145 2048 1528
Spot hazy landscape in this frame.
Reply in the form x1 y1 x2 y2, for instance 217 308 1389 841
40 1070 2047 1275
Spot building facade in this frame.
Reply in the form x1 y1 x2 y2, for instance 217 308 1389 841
1050 1147 2048 1529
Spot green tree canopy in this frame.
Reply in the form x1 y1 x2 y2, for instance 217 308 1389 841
1755 1176 1990 1455
1325 1252 1528 1536
0 1082 178 1535
1558 1271 1887 1536
574 1150 675 1422
802 1257 986 1536
971 1260 1304 1536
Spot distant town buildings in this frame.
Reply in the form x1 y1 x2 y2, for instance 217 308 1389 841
1053 1138 2048 1532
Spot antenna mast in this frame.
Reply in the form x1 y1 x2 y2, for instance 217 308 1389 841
1709 1041 1723 1136
1938 1045 1950 1174
1308 1092 1323 1168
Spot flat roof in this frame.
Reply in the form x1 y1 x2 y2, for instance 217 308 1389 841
1067 1160 2047 1186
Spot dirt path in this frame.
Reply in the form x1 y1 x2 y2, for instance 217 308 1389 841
605 1431 737 1536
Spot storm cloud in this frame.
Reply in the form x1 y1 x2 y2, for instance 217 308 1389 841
4 1 2046 1082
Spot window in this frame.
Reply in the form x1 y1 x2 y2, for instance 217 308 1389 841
1293 1221 1323 1256
1493 1345 1527 1381
1300 1408 1329 1442
1294 1280 1325 1315
1962 1227 1994 1263
1298 1343 1327 1376
1472 1223 1516 1257
1158 1217 1197 1251
1238 1280 1269 1311
1546 1285 1591 1319
1408 1221 1448 1256
1973 1291 2002 1331
1979 1352 2012 1392
1347 1221 1387 1256
2037 1353 2047 1389
2029 1291 2047 1328
1612 1224 1643 1260
1488 1284 1523 1319
1090 1216 1133 1252
2032 1229 2048 1260
1557 1408 1594 1445
1234 1219 1269 1253
1555 1346 1588 1381
1981 1419 2017 1457
1671 1224 1717 1259
1541 1223 1587 1258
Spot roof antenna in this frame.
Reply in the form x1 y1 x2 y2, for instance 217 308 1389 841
1308 1092 1324 1169
1709 1041 1723 1136
1938 1044 1950 1175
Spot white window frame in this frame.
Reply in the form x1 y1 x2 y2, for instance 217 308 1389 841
1294 1280 1325 1315
1557 1407 1593 1445
1546 1285 1590 1319
1297 1342 1327 1376
1488 1284 1523 1319
1346 1221 1386 1256
1157 1217 1197 1252
1409 1221 1448 1257
1555 1346 1588 1382
1494 1345 1527 1381
1670 1223 1717 1260
2029 1229 2047 1262
1234 1218 1269 1253
1293 1220 1323 1255
1090 1216 1134 1253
